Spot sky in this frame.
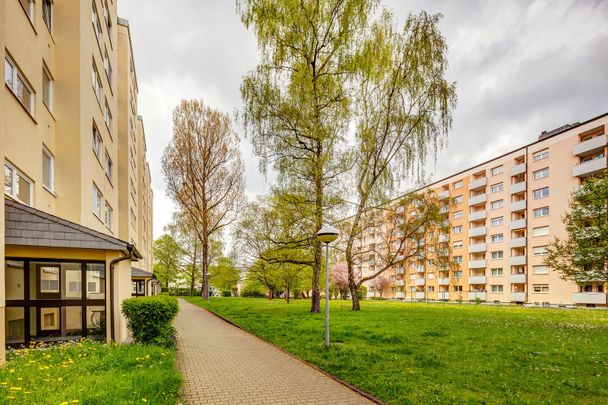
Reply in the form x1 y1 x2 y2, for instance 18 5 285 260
117 0 608 241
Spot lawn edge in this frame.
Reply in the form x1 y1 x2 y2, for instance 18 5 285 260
180 298 385 405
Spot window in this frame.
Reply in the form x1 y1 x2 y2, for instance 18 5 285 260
454 285 463 291
491 251 504 260
452 195 463 204
533 284 549 293
103 49 112 86
491 166 503 176
103 0 112 31
130 208 136 228
92 1 102 39
532 246 548 256
92 63 103 102
104 151 113 181
532 226 549 237
42 66 52 109
491 233 503 243
491 285 503 293
428 286 435 292
42 147 54 192
491 216 504 227
533 149 549 161
453 256 462 264
5 55 34 114
104 201 113 229
491 268 503 276
43 0 52 31
452 225 463 234
533 187 549 199
490 183 503 193
491 199 504 210
533 207 549 218
453 210 463 220
453 180 463 190
92 183 103 218
533 168 549 180
92 125 103 157
453 241 463 249
4 162 33 205
19 0 34 21
130 177 137 199
104 100 112 132
532 265 549 275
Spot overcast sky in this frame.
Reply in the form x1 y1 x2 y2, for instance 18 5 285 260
117 0 608 241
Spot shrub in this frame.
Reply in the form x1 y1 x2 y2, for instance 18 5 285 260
241 284 266 298
221 290 232 297
122 295 179 347
357 285 368 300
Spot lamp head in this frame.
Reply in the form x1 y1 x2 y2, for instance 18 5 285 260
316 225 339 244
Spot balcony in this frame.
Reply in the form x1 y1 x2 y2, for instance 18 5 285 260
572 292 607 305
572 158 607 177
469 210 487 221
415 292 426 299
469 275 487 284
510 292 526 302
438 291 450 300
395 291 405 298
510 218 526 230
395 268 404 274
439 190 450 200
509 255 526 266
439 233 450 243
395 279 405 286
510 163 526 176
468 291 486 301
469 177 487 190
470 243 487 253
438 249 450 257
439 205 450 214
510 181 527 194
469 226 487 237
510 200 526 212
469 194 487 206
438 278 450 286
415 279 425 286
469 259 487 269
509 274 526 284
509 237 526 248
573 134 606 156
414 266 425 273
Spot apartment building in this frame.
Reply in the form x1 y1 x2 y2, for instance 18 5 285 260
350 113 607 307
0 0 154 360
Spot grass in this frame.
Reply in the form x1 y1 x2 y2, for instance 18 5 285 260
184 296 608 404
0 340 181 404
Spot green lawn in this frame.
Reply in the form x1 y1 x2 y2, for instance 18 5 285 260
184 296 608 404
0 340 181 404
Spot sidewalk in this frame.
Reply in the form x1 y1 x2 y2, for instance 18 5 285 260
175 298 373 404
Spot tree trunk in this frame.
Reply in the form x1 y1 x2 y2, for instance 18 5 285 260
285 286 290 303
311 157 323 313
268 289 273 300
350 285 360 310
201 238 209 300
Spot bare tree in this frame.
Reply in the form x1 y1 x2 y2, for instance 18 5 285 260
162 99 245 299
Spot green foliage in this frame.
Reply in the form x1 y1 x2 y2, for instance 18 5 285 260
122 296 179 347
221 290 232 297
356 285 367 300
0 340 180 404
153 234 182 287
240 281 266 298
545 170 608 283
209 256 241 292
186 297 608 404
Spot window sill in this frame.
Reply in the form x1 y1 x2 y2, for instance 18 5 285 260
5 84 37 124
43 101 56 121
43 185 56 197
18 4 38 36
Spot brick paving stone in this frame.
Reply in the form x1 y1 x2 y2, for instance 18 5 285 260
175 299 373 405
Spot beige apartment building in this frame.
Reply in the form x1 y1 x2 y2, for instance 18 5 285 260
0 0 154 360
351 113 607 307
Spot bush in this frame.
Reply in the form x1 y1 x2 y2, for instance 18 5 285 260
122 295 179 347
357 285 368 300
221 290 232 297
241 285 266 298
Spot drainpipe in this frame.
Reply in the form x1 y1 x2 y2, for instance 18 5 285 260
109 245 137 341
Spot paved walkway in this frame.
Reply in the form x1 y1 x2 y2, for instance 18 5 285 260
175 299 373 404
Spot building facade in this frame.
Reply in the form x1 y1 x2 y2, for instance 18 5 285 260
1 0 154 361
350 113 607 307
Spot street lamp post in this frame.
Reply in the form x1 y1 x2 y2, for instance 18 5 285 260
316 225 340 349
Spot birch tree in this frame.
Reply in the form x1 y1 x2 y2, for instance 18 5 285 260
162 99 245 299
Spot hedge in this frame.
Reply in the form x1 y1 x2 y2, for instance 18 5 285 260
122 295 179 347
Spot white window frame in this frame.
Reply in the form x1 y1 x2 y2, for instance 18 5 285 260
42 0 52 32
104 150 113 181
453 210 463 220
490 216 504 227
491 251 504 260
452 241 463 249
490 183 503 193
532 246 548 256
92 1 103 40
452 225 463 234
453 195 463 204
5 55 35 115
491 199 504 210
42 64 53 110
533 167 549 181
42 146 55 192
453 180 463 190
533 284 549 293
104 99 113 133
532 265 550 275
533 187 549 199
4 162 33 205
92 124 103 158
92 62 103 102
19 0 35 22
92 183 103 218
532 226 550 237
104 201 113 229
491 268 503 276
532 149 549 161
533 206 549 218
490 166 503 176
491 285 504 293
490 233 503 243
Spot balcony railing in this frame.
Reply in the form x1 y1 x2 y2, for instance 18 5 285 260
469 194 487 206
415 279 425 286
468 291 486 301
395 279 405 286
438 291 450 300
439 190 450 200
395 291 405 298
572 292 607 304
469 226 487 237
470 243 487 253
510 181 526 194
438 278 450 286
415 292 426 299
510 292 526 302
509 255 526 266
510 163 526 176
469 259 487 269
572 158 607 177
469 177 487 190
469 275 487 284
509 237 526 248
510 218 526 230
510 200 526 212
439 234 450 243
469 210 487 221
573 134 606 156
509 274 526 284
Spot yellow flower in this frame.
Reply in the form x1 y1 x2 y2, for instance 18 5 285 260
8 369 14 373
72 400 80 403
1 382 8 386
9 387 22 391
57 377 63 382
60 402 69 405
142 399 148 403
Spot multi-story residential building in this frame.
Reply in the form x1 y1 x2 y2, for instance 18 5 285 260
0 0 155 361
346 113 607 307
